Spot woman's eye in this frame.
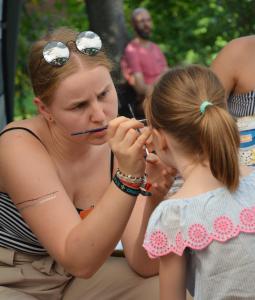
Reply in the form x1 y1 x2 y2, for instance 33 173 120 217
98 90 109 100
74 102 87 110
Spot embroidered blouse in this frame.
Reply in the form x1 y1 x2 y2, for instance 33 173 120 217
143 171 255 299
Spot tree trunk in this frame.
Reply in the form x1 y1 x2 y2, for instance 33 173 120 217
85 0 129 82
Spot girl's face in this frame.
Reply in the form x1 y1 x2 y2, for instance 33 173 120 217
47 65 118 145
151 128 177 169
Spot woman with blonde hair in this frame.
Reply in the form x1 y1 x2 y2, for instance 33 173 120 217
0 27 173 299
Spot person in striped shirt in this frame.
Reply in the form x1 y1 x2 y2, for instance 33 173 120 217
211 36 255 166
0 27 174 300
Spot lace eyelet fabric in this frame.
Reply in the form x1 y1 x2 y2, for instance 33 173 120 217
212 216 238 241
143 206 255 258
187 224 211 249
148 230 170 257
239 207 255 230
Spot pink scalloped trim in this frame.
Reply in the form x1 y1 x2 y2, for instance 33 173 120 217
143 206 255 258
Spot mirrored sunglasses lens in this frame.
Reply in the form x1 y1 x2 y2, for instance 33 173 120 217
76 31 102 56
43 41 70 66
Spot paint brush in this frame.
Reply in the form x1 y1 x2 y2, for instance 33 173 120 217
71 125 108 136
128 104 150 157
71 118 147 136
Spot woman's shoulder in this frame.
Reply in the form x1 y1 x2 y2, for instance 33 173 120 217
0 116 51 191
143 172 255 258
222 35 255 59
0 116 48 166
227 35 255 47
214 35 254 62
0 116 47 143
2 115 41 131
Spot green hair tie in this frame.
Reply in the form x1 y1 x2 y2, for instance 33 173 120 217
200 100 213 114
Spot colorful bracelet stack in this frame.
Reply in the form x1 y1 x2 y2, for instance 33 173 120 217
113 168 152 197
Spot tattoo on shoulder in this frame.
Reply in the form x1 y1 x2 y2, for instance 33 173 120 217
16 191 59 211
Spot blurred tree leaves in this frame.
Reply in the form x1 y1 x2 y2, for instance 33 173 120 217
124 0 255 65
15 0 255 118
15 0 87 118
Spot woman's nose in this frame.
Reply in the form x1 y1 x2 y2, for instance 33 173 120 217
90 101 105 122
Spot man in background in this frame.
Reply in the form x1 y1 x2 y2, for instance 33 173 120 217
120 7 168 118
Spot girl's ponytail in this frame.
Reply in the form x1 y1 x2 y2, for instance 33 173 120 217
146 64 241 192
200 106 240 191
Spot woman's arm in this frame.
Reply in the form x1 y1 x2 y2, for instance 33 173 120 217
121 154 175 277
0 118 150 278
121 195 161 276
160 254 186 300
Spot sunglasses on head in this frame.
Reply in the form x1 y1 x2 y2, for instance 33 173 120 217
43 31 102 67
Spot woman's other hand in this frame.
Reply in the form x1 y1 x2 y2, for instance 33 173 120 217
146 152 176 201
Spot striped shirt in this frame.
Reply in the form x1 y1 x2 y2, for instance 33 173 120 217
0 127 48 255
228 90 255 117
0 192 47 255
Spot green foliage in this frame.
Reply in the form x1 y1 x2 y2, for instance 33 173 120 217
15 0 88 119
123 0 255 65
15 0 255 119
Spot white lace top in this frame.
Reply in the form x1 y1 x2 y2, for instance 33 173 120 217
143 171 255 300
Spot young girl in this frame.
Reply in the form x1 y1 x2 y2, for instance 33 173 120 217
143 65 255 300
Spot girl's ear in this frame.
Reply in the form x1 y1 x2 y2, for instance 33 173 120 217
33 97 53 122
152 128 168 151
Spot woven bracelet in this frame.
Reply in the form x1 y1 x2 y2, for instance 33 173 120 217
113 175 140 197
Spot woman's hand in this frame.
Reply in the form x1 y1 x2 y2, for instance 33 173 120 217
107 117 151 177
145 152 176 202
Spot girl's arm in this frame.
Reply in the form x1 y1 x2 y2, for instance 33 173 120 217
160 253 186 300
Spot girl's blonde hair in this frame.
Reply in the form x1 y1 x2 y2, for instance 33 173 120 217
145 64 240 191
28 27 113 105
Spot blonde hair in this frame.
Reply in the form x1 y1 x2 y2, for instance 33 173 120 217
145 64 240 191
28 27 113 105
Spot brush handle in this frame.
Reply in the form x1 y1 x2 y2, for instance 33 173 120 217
71 119 147 136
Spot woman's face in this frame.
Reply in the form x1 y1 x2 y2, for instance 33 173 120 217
48 65 118 145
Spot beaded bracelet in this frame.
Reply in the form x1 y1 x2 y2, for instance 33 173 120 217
116 168 145 184
113 175 140 196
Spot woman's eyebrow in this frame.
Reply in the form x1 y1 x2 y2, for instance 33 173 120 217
96 83 111 95
67 83 112 108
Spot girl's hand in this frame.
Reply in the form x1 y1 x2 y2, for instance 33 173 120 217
107 117 151 177
145 152 177 201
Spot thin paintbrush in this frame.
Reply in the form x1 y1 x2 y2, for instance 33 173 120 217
71 125 108 136
128 104 150 157
71 118 147 136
